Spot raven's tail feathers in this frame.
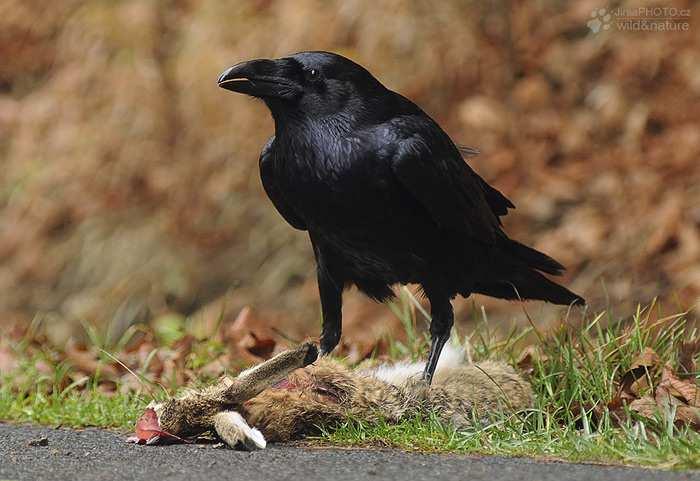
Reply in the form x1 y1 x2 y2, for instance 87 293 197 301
476 238 585 306
474 269 585 306
502 238 565 276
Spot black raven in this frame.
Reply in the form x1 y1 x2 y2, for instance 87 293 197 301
218 51 584 383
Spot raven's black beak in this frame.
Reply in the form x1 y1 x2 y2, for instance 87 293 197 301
217 59 301 99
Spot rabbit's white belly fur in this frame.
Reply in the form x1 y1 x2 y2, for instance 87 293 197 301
366 340 469 386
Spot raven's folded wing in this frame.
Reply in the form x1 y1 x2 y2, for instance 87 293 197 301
259 136 307 231
388 125 506 243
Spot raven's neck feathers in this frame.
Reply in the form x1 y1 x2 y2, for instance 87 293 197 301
268 90 401 140
272 109 355 139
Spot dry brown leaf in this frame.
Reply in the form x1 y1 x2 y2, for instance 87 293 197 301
659 365 700 406
678 339 700 379
625 363 700 429
628 376 650 398
631 347 661 370
629 396 658 418
137 344 165 377
239 333 276 359
65 343 119 379
516 345 548 377
674 405 700 427
619 347 660 398
612 347 700 430
226 307 281 362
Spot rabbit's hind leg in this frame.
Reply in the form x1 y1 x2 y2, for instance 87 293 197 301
243 388 344 442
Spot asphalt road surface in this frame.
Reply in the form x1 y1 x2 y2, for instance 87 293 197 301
1 424 699 481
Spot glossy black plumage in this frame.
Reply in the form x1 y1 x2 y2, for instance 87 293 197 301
219 51 584 383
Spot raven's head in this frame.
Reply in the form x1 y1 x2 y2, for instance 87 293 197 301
218 51 387 120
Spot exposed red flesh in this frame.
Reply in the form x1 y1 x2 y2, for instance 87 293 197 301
272 378 297 390
126 407 190 445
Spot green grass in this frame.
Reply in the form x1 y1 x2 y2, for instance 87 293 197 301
0 389 145 429
322 295 700 469
1 294 699 469
0 332 152 429
322 414 700 469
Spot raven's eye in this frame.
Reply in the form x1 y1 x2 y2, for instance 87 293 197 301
305 69 319 81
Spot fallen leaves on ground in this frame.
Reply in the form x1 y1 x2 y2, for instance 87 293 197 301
618 347 659 400
607 344 700 429
0 305 393 396
516 345 548 377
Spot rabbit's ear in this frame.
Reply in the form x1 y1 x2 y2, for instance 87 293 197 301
226 342 318 402
213 411 266 451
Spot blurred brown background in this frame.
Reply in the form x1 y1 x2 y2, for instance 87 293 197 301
1 0 699 348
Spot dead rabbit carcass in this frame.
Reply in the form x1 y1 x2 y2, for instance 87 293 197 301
128 341 533 450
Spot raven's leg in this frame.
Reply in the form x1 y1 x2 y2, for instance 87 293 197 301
311 238 344 356
422 294 454 385
317 268 343 356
